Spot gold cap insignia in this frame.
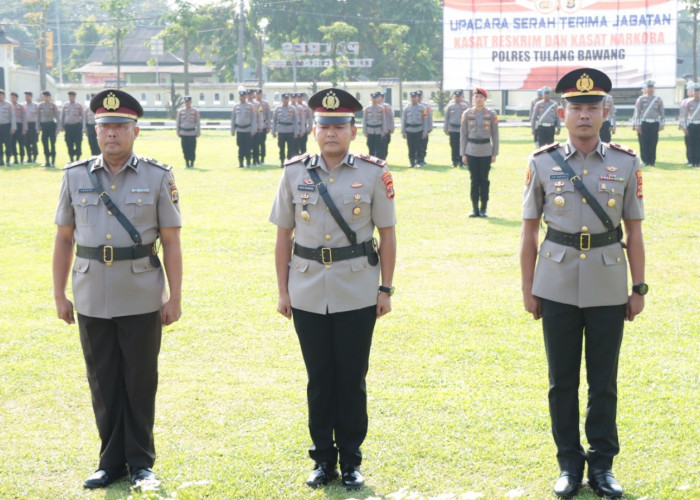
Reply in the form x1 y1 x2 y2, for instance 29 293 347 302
576 73 594 93
103 92 120 111
321 91 339 110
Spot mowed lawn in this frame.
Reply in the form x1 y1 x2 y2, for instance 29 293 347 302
0 124 698 500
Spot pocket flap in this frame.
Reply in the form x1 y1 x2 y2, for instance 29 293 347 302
539 245 566 263
125 192 155 206
73 256 90 273
602 247 624 266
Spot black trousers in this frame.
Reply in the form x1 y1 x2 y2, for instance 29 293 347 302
180 135 197 163
78 311 162 470
299 132 309 155
64 123 83 160
536 125 556 147
0 123 10 163
25 122 39 160
640 121 659 165
541 299 625 472
366 133 383 159
292 305 376 466
86 125 100 156
381 133 391 161
599 121 612 143
256 130 267 162
406 131 423 165
419 133 429 163
466 154 491 208
236 131 252 165
687 124 700 166
449 131 461 166
277 132 294 163
40 121 57 160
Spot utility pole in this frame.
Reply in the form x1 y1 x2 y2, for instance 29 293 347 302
54 0 63 84
237 0 244 84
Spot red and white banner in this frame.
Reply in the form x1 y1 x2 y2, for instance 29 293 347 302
443 0 678 90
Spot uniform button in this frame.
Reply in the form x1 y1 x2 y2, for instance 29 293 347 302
611 188 616 194
583 169 588 175
295 264 299 269
329 177 335 183
76 265 81 270
110 184 117 191
581 226 588 232
106 234 112 240
81 198 87 204
108 211 113 216
616 257 621 263
546 252 551 257
137 198 142 204
582 198 588 204
325 234 331 241
325 264 331 269
326 207 329 211
580 253 586 260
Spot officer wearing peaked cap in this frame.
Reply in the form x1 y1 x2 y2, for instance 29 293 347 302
444 90 468 168
53 89 182 491
270 87 396 491
632 79 664 166
520 68 646 500
176 96 200 168
679 83 700 167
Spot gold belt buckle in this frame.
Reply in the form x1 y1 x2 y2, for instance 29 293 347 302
103 245 114 266
321 247 332 265
579 233 591 251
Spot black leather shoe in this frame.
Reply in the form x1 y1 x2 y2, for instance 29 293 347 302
130 467 160 490
554 471 583 498
341 464 365 490
83 467 128 489
588 468 622 498
306 462 338 488
479 210 488 217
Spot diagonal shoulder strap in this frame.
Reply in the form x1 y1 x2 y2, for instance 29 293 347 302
307 165 357 245
86 160 143 244
548 149 615 231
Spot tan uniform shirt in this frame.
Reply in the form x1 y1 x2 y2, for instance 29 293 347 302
231 102 257 133
382 103 395 132
258 99 272 131
84 107 96 131
269 153 397 314
363 105 387 136
272 105 299 135
603 94 616 127
24 102 38 126
54 154 182 318
38 102 59 123
522 141 644 308
681 98 700 129
12 103 26 127
58 102 85 130
444 101 468 132
401 104 428 134
459 107 499 157
633 94 665 126
0 101 16 128
531 99 560 132
176 106 200 136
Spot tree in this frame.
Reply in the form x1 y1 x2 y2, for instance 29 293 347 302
160 0 204 95
378 23 410 114
318 22 358 87
22 0 51 89
65 16 100 79
98 0 135 88
683 0 700 81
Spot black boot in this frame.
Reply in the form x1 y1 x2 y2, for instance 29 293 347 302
469 204 479 217
480 201 488 218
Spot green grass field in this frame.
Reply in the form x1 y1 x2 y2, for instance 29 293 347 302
0 125 698 499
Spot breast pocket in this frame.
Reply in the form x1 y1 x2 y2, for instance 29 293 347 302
72 193 100 226
598 180 623 214
125 192 156 226
343 193 371 221
545 180 575 214
292 192 320 223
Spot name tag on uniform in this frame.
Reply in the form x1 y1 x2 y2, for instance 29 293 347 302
78 188 96 193
550 174 568 180
131 188 150 193
298 184 316 192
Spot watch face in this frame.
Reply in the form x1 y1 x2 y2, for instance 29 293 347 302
635 283 649 295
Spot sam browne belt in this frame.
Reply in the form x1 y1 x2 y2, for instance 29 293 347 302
545 226 622 251
467 138 490 144
76 241 158 264
294 240 377 265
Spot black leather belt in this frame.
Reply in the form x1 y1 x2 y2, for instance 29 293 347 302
468 138 490 144
366 124 382 127
294 240 376 265
545 226 622 251
278 121 292 125
76 242 157 264
179 127 195 130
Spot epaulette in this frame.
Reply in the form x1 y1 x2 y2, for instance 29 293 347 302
137 155 172 170
533 142 560 156
357 153 387 167
608 142 637 156
283 153 311 167
63 157 94 169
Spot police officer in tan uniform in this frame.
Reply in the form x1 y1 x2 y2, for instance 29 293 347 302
378 92 394 160
632 80 664 166
59 90 85 162
271 87 396 491
0 89 16 166
272 93 300 167
38 90 59 167
362 92 387 158
679 82 700 167
444 90 468 168
231 90 258 168
9 91 25 164
176 96 200 168
600 93 616 143
84 93 100 156
23 91 39 163
53 89 182 491
460 88 499 217
520 68 646 499
254 88 272 165
531 86 560 147
402 91 428 168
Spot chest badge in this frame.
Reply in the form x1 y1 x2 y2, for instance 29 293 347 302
300 193 310 221
303 178 314 185
554 195 566 207
351 181 363 188
607 198 616 208
552 166 562 172
606 166 618 172
554 181 565 192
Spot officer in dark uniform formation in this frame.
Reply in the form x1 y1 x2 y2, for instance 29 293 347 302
53 89 183 491
84 93 100 156
38 90 59 167
520 68 646 499
402 91 428 168
59 90 85 162
270 87 397 491
23 91 39 163
272 93 299 167
176 96 200 168
444 90 468 168
632 80 664 167
0 89 16 165
231 90 257 168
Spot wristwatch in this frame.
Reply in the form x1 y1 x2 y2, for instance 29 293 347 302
378 285 395 296
632 283 649 296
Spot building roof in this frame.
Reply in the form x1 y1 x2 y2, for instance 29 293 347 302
0 28 21 46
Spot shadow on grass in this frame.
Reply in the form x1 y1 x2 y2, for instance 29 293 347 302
485 216 521 228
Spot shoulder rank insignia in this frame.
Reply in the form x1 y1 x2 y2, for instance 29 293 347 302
533 142 560 156
283 153 311 167
608 142 637 156
63 157 94 169
358 154 387 167
138 156 173 170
